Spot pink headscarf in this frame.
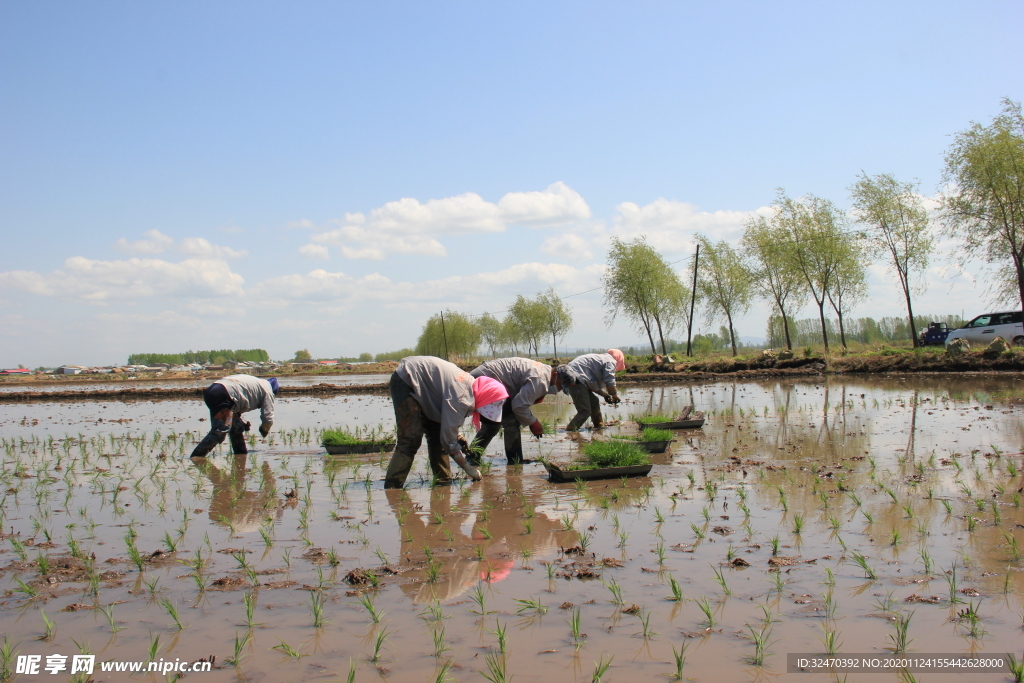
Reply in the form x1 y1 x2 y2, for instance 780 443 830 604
471 376 509 430
607 348 626 372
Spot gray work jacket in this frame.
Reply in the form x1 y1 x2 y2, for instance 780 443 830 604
470 357 551 426
216 375 276 425
564 353 617 394
396 356 475 455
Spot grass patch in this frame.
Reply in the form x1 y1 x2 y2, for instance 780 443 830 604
635 414 677 425
610 427 673 443
564 440 650 471
321 426 393 447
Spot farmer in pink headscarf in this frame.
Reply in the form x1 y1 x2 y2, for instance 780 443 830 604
383 356 508 489
556 349 625 431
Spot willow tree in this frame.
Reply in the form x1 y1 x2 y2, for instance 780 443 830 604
775 191 853 353
603 236 686 355
415 310 481 359
826 240 868 350
850 172 933 346
477 312 503 358
507 295 547 357
741 214 806 350
942 98 1024 309
536 288 573 359
695 235 753 356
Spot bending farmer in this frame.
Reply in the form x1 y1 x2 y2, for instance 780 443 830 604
189 374 280 459
384 356 507 489
468 357 560 464
557 349 625 431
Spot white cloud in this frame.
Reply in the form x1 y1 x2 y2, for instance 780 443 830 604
541 233 595 261
0 256 245 302
114 229 174 255
251 262 603 308
307 182 592 260
298 244 330 260
178 237 247 260
611 199 769 254
498 182 591 226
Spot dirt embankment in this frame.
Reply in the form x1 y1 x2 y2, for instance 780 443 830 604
0 383 391 403
5 352 1024 403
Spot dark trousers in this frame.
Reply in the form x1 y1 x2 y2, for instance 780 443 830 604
469 400 524 464
566 383 603 431
384 372 452 488
189 384 249 458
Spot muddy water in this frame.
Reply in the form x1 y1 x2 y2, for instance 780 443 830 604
2 375 1024 682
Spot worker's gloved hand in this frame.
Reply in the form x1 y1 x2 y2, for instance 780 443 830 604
529 420 545 438
605 387 621 405
259 422 271 438
239 419 251 432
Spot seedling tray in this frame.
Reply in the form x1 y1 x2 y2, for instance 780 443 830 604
544 462 653 482
324 442 396 455
635 418 705 430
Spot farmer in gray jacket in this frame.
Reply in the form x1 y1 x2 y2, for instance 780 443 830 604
189 374 279 459
384 356 507 489
557 349 624 431
468 357 560 464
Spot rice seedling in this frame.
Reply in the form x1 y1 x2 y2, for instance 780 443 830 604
746 622 772 666
0 636 17 681
102 604 125 634
769 534 780 556
489 619 509 654
696 596 717 628
431 623 451 657
147 633 161 662
513 597 548 614
710 564 731 596
667 574 684 602
592 654 613 682
941 499 953 514
226 630 252 667
1007 652 1024 683
159 598 185 630
690 523 706 541
849 552 877 580
39 609 55 641
273 639 305 661
567 607 585 646
887 611 914 653
480 651 508 683
370 627 391 663
638 608 658 639
601 576 624 604
358 592 384 623
470 584 494 615
820 624 842 655
309 591 327 628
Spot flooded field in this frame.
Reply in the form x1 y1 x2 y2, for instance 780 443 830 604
2 375 1024 682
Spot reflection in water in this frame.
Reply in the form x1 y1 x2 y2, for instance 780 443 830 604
198 454 289 533
385 475 566 603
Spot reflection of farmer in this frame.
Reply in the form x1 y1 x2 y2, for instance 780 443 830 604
557 349 624 431
384 356 507 489
385 480 564 602
468 358 560 465
190 375 280 459
198 454 284 532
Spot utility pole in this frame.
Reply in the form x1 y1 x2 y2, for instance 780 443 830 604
440 310 449 361
686 243 700 356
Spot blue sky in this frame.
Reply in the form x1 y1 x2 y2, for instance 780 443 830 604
1 1 1021 367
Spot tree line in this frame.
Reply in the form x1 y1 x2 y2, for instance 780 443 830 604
127 349 270 366
413 287 574 360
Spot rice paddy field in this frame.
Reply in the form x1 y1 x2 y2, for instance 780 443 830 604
2 374 1024 682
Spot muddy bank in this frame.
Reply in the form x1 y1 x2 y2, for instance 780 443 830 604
0 382 391 403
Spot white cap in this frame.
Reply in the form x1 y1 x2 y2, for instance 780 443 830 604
477 400 504 422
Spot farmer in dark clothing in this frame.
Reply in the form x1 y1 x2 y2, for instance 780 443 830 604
189 374 279 459
468 357 560 464
558 349 624 431
384 356 508 489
